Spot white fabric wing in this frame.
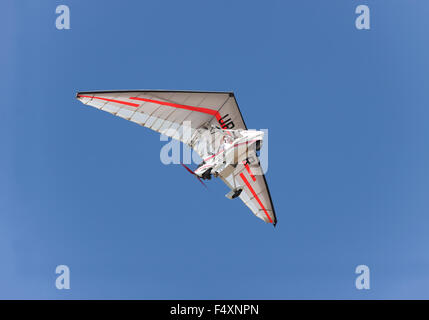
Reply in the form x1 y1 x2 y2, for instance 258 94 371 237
76 90 246 146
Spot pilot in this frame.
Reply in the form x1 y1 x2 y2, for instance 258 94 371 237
222 135 233 149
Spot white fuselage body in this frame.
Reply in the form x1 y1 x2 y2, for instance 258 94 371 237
194 129 263 179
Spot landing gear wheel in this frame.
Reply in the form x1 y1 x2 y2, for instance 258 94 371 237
202 168 212 180
231 188 243 199
225 187 243 200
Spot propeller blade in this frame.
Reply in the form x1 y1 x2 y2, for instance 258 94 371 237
196 176 208 188
180 163 207 188
181 163 195 175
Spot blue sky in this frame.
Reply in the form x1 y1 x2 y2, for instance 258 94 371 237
1 0 429 299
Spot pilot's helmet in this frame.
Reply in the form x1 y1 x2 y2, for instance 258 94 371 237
223 135 233 144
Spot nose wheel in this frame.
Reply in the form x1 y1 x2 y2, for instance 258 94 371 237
202 168 212 180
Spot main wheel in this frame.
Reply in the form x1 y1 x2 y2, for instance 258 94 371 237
232 188 243 199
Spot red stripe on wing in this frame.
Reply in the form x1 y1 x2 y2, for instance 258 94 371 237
78 95 140 107
129 96 229 128
240 172 273 224
243 161 257 182
130 96 220 117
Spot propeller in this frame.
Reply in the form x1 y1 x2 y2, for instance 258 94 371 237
181 163 207 188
